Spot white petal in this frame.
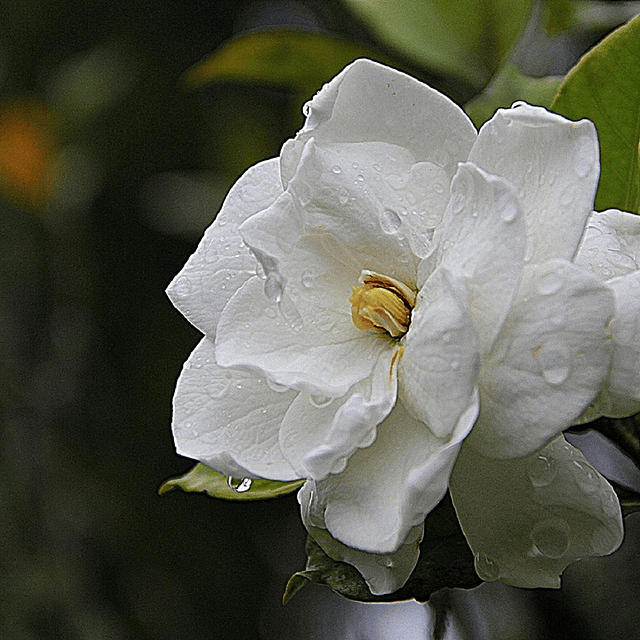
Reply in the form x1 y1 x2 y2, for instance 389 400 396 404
468 259 614 459
299 480 423 595
575 209 640 279
166 158 282 336
285 138 447 280
280 346 399 480
172 338 299 481
607 270 640 401
424 162 526 354
450 436 623 588
281 59 476 186
399 268 480 439
215 275 387 396
303 397 478 554
468 103 599 265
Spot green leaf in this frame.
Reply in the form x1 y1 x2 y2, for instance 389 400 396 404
283 494 480 604
552 14 640 214
159 463 304 501
343 0 534 89
464 64 563 128
183 29 394 98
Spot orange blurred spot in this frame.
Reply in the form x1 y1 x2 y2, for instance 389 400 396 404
0 100 58 209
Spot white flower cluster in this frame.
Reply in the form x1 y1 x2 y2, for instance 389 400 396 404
167 60 639 594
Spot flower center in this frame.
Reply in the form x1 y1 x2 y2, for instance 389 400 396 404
349 270 416 338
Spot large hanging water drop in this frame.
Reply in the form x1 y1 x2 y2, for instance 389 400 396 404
227 477 252 493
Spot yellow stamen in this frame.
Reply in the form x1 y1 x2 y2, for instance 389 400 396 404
349 271 416 338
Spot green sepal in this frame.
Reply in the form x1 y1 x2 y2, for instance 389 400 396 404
552 14 640 214
283 494 480 604
159 463 304 501
464 64 562 128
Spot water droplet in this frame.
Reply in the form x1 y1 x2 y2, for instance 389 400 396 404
380 209 402 234
301 270 314 288
571 460 600 494
351 162 358 169
537 272 563 296
450 360 460 370
530 518 570 558
267 378 290 393
528 454 558 487
316 313 335 332
575 137 596 178
279 294 304 333
331 165 342 174
264 306 277 319
501 202 518 223
173 276 191 297
451 192 465 213
386 173 407 189
474 552 501 581
227 477 252 493
355 174 365 183
309 394 333 408
560 184 575 206
208 377 231 399
372 163 381 172
543 365 570 386
337 188 349 205
264 274 284 303
471 210 479 218
433 182 444 194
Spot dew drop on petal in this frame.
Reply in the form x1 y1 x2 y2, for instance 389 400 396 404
451 192 465 213
267 378 290 393
264 274 283 303
331 165 342 174
537 272 563 296
380 208 402 234
372 163 381 172
474 552 501 582
356 174 365 183
173 276 191 297
527 454 558 487
227 477 252 493
309 394 333 408
433 182 444 194
530 518 570 558
560 184 576 206
501 202 518 223
264 306 277 319
337 188 350 205
575 137 596 178
301 270 314 288
542 365 570 386
571 460 601 494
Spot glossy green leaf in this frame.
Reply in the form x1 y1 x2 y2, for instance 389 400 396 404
343 0 534 88
552 14 640 214
464 64 562 128
184 29 394 97
159 463 304 501
283 494 480 604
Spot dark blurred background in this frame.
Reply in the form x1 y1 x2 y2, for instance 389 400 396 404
1 1 639 638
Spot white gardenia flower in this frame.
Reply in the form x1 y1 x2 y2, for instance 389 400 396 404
167 59 624 595
574 209 640 420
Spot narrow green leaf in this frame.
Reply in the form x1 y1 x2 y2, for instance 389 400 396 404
552 14 640 214
464 64 562 128
284 494 480 604
183 29 394 97
343 0 534 88
159 463 304 501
